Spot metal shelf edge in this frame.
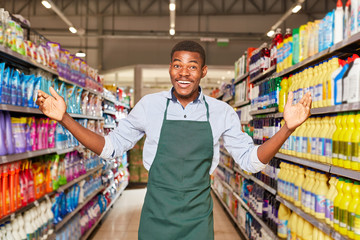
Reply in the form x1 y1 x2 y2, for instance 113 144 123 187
249 66 276 84
0 148 57 164
248 175 277 195
234 73 249 84
232 100 250 108
275 153 331 172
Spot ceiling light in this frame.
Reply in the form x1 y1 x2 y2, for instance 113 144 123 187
169 3 176 11
75 50 86 57
169 28 175 36
69 26 77 34
292 4 302 13
41 0 52 9
267 30 275 37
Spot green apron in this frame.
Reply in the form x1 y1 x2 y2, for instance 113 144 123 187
138 96 214 240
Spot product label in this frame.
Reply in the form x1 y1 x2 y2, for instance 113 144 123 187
278 219 288 236
296 136 302 153
325 198 331 220
290 183 295 199
311 193 316 212
315 195 326 214
330 200 334 221
325 138 332 158
354 214 360 236
339 141 347 160
302 137 308 154
333 140 339 158
311 137 317 155
334 206 339 224
352 142 360 163
339 208 349 228
294 185 299 202
305 190 312 209
349 212 356 232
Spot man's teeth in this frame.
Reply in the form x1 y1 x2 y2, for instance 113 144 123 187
178 81 190 84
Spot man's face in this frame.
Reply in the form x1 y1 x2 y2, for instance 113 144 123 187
169 51 207 104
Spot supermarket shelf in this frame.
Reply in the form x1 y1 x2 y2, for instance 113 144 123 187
57 164 103 192
56 146 84 155
232 100 250 108
0 192 55 225
274 30 360 78
69 113 104 120
104 109 117 115
211 186 249 240
102 95 117 104
274 112 283 118
0 104 42 114
0 148 57 164
311 102 360 115
0 45 58 75
233 192 249 211
276 195 333 237
216 93 224 100
330 166 360 182
248 175 277 195
223 96 233 102
55 186 105 232
249 65 276 84
233 167 250 179
218 162 234 174
218 177 233 192
249 107 278 116
275 153 331 172
332 230 350 240
103 124 116 128
80 181 128 240
234 72 249 84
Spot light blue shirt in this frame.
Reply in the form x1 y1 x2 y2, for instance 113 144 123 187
100 88 266 174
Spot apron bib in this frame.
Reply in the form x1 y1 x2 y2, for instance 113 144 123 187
138 96 214 240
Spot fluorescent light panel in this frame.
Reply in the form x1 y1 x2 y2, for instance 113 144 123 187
292 4 302 13
41 0 52 9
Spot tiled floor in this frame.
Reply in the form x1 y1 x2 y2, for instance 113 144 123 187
90 188 243 240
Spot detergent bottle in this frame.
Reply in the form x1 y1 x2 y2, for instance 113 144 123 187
338 113 350 167
348 181 360 239
294 166 305 207
333 114 344 166
289 211 298 240
301 170 310 211
351 112 360 171
315 173 329 220
334 177 345 231
304 170 316 214
302 220 314 240
344 112 356 169
325 175 338 226
278 203 291 238
339 179 354 235
310 172 321 216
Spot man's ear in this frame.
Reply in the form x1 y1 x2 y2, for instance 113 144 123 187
201 65 208 78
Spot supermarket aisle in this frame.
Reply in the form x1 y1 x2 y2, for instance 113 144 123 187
91 188 242 240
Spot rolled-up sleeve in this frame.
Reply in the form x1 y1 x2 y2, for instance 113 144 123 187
99 97 147 160
222 107 266 173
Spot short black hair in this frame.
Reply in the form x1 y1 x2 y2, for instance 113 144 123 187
170 40 206 67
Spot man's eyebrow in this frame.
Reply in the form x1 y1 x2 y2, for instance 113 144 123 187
172 59 199 64
173 58 182 62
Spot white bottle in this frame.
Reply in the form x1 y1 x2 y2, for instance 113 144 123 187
351 0 358 35
24 211 35 240
40 203 48 239
347 58 360 103
17 215 27 240
46 200 54 235
345 0 351 39
11 219 21 240
5 222 15 240
335 0 344 43
31 209 41 239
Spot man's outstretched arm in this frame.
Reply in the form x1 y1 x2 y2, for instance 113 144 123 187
36 87 105 155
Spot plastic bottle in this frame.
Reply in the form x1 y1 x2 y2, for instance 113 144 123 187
294 166 305 207
319 61 329 108
325 176 338 226
283 163 290 199
347 58 360 103
289 165 298 202
306 118 316 160
344 0 352 40
335 0 344 43
333 114 344 166
5 222 15 240
348 181 360 239
271 28 283 66
339 113 350 167
313 64 321 108
299 24 308 62
2 164 9 216
278 77 288 113
351 0 358 35
301 170 310 210
278 203 291 238
296 216 305 240
326 57 340 106
334 177 345 231
315 173 329 219
311 118 322 161
351 112 360 171
318 117 329 163
289 211 298 240
304 170 316 214
310 172 321 216
302 220 314 240
339 179 354 235
344 112 356 169
24 211 35 240
313 226 319 240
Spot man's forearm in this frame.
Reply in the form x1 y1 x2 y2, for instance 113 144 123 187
257 123 294 164
60 113 105 155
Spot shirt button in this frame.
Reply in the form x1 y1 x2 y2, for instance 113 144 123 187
184 115 187 118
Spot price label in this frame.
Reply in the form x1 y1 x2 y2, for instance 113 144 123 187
34 200 39 207
353 102 360 109
342 104 349 111
10 213 15 221
335 105 341 112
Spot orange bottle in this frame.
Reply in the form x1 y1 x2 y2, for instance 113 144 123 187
15 162 21 209
9 163 16 212
45 163 53 193
0 165 2 218
2 164 10 215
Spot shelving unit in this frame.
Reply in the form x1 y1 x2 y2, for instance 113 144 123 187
223 96 233 102
211 186 249 240
234 72 249 85
218 162 234 174
104 109 117 115
232 100 250 108
80 181 129 240
249 65 276 84
248 175 277 195
103 124 116 129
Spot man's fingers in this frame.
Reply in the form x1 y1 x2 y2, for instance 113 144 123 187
285 91 294 107
38 89 50 99
49 87 61 100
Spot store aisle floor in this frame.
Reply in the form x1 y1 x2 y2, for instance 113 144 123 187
91 188 242 240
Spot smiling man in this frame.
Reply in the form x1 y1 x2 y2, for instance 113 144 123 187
36 40 312 240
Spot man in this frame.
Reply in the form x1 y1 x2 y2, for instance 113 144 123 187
36 40 311 240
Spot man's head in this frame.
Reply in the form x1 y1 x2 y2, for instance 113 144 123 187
169 41 208 107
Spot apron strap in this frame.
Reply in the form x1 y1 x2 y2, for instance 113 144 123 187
163 95 210 122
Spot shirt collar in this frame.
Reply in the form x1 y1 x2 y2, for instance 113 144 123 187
166 87 204 104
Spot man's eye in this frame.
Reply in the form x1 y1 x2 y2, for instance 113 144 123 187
189 66 197 70
174 65 180 68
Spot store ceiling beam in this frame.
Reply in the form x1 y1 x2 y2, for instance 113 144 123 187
17 0 32 15
143 0 157 14
248 0 261 12
226 0 239 13
124 0 137 15
206 0 221 13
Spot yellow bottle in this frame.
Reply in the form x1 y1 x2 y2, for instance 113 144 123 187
338 114 350 168
299 121 309 158
348 181 360 239
307 67 315 103
279 77 288 113
322 116 331 164
289 165 298 202
294 166 305 207
333 114 344 166
313 226 319 240
278 162 285 197
304 170 315 213
306 118 316 160
353 185 360 240
327 57 340 106
302 219 314 240
318 61 328 108
289 211 298 240
301 170 310 210
325 116 337 165
344 112 356 169
310 172 321 216
318 229 325 240
339 179 353 235
311 117 322 161
315 173 329 219
351 112 360 171
325 175 338 226
296 216 305 240
299 24 308 62
334 177 345 231
278 203 291 238
283 163 290 199
313 65 320 108
277 41 284 73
